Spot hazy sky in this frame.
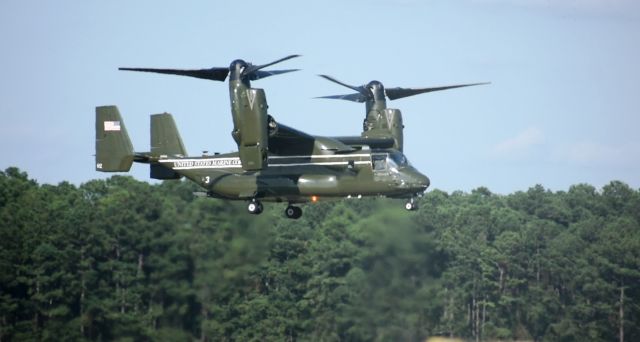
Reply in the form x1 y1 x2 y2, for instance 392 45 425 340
1 0 639 193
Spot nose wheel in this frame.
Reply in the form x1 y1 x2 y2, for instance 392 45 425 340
284 205 302 219
247 199 263 215
404 198 418 211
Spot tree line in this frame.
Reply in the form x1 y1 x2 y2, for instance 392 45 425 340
1 167 639 341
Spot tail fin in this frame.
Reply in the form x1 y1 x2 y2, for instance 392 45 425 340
95 106 134 172
150 113 187 157
150 113 186 180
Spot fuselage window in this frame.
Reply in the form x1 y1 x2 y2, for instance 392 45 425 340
372 154 387 171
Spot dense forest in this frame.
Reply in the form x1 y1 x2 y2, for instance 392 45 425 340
1 167 639 341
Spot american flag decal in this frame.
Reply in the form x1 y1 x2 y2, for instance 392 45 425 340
104 121 121 131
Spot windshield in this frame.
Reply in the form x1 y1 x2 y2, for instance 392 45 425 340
388 151 409 168
372 152 410 173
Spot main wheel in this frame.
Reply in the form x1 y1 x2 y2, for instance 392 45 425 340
404 200 417 211
248 200 263 214
285 205 302 219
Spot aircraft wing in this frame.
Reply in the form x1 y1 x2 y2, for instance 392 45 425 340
268 123 355 155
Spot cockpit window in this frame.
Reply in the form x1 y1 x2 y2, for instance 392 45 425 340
389 151 409 167
372 154 387 171
372 152 409 173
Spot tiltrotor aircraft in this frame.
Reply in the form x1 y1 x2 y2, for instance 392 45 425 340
95 55 483 218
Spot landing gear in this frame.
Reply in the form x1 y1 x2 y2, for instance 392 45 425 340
284 205 302 219
404 198 418 211
247 199 263 215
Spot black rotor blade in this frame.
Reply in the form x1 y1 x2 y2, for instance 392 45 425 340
118 67 230 82
243 54 301 77
315 93 368 103
250 69 300 81
385 82 490 100
318 75 366 95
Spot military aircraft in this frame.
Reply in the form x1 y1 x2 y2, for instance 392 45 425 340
95 55 479 218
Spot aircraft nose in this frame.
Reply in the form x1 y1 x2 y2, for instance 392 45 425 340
402 168 430 193
414 172 430 192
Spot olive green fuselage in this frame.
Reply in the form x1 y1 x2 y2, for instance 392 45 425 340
159 149 428 203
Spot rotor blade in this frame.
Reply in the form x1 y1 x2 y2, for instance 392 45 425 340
243 54 301 76
385 82 490 100
250 69 300 81
118 67 230 82
315 93 368 103
318 74 366 94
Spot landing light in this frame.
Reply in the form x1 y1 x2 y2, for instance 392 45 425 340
311 195 318 202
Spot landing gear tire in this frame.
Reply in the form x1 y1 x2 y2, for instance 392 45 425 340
405 199 418 211
247 200 263 215
284 205 302 219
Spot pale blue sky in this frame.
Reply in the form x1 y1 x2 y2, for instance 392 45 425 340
1 0 639 193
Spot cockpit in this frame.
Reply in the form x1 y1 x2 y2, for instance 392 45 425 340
372 151 410 173
370 150 430 194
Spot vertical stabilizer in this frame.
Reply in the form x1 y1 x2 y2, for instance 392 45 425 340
150 113 186 180
95 106 134 172
151 113 187 157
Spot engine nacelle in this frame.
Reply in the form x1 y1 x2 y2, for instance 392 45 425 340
385 108 403 152
361 108 404 152
233 88 269 171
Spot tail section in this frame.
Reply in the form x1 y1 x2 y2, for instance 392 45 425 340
150 113 186 180
151 113 187 157
95 106 134 172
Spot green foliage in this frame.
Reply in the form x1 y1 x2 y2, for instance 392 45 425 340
1 168 639 341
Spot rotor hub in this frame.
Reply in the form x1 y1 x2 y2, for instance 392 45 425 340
367 80 386 102
229 59 249 80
